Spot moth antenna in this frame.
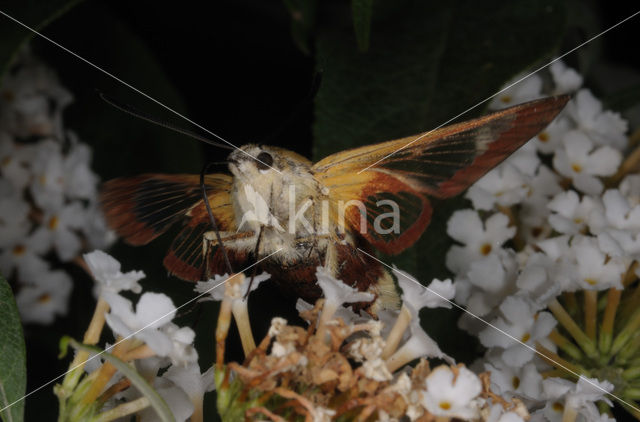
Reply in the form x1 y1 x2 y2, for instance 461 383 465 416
200 161 234 276
259 70 323 144
98 90 234 150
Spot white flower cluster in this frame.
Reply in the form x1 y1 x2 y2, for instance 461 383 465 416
82 250 214 421
0 50 114 324
449 61 631 420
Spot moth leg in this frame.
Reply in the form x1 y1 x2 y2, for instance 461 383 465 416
202 230 255 279
245 226 265 298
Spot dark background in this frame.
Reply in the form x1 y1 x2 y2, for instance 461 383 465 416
1 0 639 420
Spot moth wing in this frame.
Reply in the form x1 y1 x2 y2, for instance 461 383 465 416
101 173 238 280
313 95 570 254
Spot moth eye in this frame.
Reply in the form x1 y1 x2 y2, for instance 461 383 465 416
256 152 274 170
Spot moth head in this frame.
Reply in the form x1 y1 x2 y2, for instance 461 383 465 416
228 144 311 182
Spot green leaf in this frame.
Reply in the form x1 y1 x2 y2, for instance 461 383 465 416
312 0 567 360
351 0 374 52
0 277 26 422
65 338 176 422
0 0 83 80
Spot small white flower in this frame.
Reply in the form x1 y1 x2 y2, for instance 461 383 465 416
139 380 193 422
466 164 530 210
386 318 453 371
0 132 35 190
81 204 116 249
548 190 602 235
516 252 569 306
29 139 65 210
83 250 144 295
29 138 100 211
457 249 519 317
533 115 572 155
486 404 526 422
162 323 198 366
0 194 31 248
620 174 640 206
567 89 627 150
489 74 543 110
104 291 177 356
553 130 621 195
550 61 583 94
541 376 613 422
507 142 540 176
163 363 215 416
195 272 271 301
484 357 543 400
421 365 482 420
316 266 374 311
446 210 515 274
479 296 556 366
594 189 640 232
63 133 99 200
396 267 454 310
0 52 72 139
0 228 50 282
588 190 640 258
570 236 626 290
32 201 85 261
16 269 72 324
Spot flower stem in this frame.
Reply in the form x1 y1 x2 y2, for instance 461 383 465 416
61 298 110 392
623 366 640 380
619 282 640 323
81 340 130 405
382 305 411 360
231 301 256 357
611 307 640 356
615 331 640 365
548 299 597 359
536 344 588 377
216 299 233 368
584 290 598 341
561 403 578 422
562 292 579 317
600 289 622 356
548 330 583 361
93 396 150 422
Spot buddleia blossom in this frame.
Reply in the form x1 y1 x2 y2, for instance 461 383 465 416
448 60 640 420
209 268 523 421
57 252 206 422
0 49 114 324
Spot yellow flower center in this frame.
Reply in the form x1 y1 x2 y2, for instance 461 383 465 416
512 376 520 389
439 401 452 410
521 333 531 343
552 401 564 412
480 243 492 256
500 95 512 104
571 163 582 173
38 294 52 304
48 216 59 230
585 278 598 286
531 227 543 238
12 244 26 256
538 132 549 142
